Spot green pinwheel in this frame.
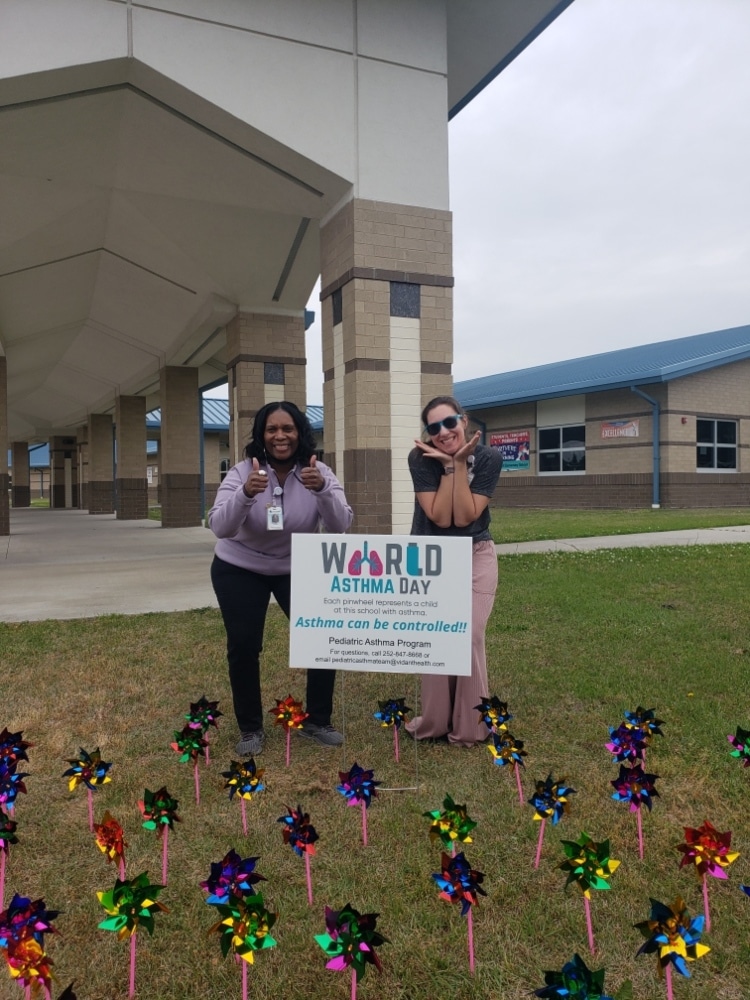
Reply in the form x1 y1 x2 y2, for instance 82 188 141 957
97 872 168 939
208 892 277 965
424 794 477 850
560 833 620 899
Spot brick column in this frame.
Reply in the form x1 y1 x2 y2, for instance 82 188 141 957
11 442 30 508
76 424 88 509
226 312 306 466
0 358 8 535
319 199 453 533
49 435 79 509
115 395 148 519
88 414 114 514
203 432 221 510
160 366 201 528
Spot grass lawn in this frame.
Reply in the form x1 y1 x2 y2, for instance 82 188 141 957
489 506 750 544
2 546 750 999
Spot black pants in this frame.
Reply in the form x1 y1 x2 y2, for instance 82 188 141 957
211 556 336 732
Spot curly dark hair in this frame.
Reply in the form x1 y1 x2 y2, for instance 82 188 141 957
244 401 318 466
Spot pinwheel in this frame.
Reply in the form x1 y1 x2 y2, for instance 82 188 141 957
139 787 180 884
675 821 738 931
337 764 380 846
170 724 207 803
0 759 28 814
278 804 318 905
727 725 750 767
605 724 647 765
269 695 308 766
534 953 616 998
201 849 265 906
610 763 658 859
474 695 512 734
62 747 112 832
315 903 388 998
0 810 18 909
93 811 127 881
373 698 411 762
635 896 709 1000
0 893 58 950
97 872 168 998
5 935 53 996
185 696 222 766
432 851 485 972
559 833 620 953
624 706 664 749
487 729 527 804
222 758 265 835
208 893 277 1000
0 729 32 768
529 774 576 869
424 794 477 854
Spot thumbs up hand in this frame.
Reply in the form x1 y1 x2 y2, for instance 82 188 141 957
301 453 324 492
243 456 269 498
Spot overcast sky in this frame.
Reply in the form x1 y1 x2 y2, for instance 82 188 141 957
284 0 750 403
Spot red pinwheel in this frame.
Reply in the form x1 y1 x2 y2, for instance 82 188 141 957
675 820 739 931
278 805 318 905
94 811 128 881
432 851 485 972
269 695 308 766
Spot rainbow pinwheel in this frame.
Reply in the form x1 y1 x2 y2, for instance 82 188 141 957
62 747 112 792
5 935 53 992
560 833 620 898
624 706 664 741
534 953 615 999
223 759 265 801
0 893 59 949
0 729 32 768
605 724 647 764
208 892 277 964
170 724 208 764
97 872 167 940
0 759 28 812
635 896 709 984
315 903 388 982
676 821 738 880
433 850 486 916
201 849 265 906
529 774 575 825
186 695 222 732
337 763 380 808
269 694 308 730
94 811 127 876
424 794 477 850
373 698 411 728
611 764 658 812
474 695 512 733
727 726 750 767
487 730 526 768
278 804 319 856
139 787 180 836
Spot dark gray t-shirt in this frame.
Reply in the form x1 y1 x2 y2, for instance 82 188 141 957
408 444 502 541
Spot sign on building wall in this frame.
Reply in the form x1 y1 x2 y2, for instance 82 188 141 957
600 420 640 439
490 430 530 470
290 535 472 675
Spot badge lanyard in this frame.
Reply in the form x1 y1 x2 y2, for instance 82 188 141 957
267 483 284 531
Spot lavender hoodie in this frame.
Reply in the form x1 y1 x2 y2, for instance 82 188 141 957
208 458 353 575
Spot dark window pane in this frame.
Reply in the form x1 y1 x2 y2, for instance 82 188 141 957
332 288 343 326
562 449 586 472
696 446 714 468
562 425 585 446
717 447 737 469
696 419 714 443
538 428 560 450
717 421 737 444
390 281 420 318
264 362 285 385
539 452 561 472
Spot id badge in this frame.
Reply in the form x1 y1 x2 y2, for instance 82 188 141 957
267 505 284 530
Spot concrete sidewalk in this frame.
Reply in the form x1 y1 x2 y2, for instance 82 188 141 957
2 508 750 623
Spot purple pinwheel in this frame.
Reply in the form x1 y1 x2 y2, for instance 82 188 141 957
0 893 58 950
605 723 647 764
200 849 264 906
278 805 319 857
611 763 658 859
0 729 32 768
432 851 485 972
337 764 380 846
0 759 28 813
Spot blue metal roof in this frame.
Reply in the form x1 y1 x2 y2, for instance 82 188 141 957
455 324 750 410
147 399 323 431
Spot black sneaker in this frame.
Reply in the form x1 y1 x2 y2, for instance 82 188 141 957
235 730 265 756
295 722 344 747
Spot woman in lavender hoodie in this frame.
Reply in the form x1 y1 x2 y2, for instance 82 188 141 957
209 401 353 756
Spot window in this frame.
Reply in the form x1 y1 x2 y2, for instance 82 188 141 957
697 419 737 471
538 425 585 474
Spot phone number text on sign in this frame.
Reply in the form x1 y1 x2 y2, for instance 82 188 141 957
290 534 473 675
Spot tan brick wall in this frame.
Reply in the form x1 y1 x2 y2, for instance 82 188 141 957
420 285 452 368
115 395 147 479
88 414 113 482
160 367 200 476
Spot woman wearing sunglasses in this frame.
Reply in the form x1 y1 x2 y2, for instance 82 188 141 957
404 395 502 747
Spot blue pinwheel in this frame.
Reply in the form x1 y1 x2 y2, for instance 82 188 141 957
200 849 264 906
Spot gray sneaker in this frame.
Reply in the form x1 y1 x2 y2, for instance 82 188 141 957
296 722 344 747
235 730 265 756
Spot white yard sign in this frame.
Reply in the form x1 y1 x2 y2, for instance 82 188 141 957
290 534 472 675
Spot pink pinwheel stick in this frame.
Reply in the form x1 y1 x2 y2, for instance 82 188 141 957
351 966 357 1000
205 740 210 767
194 762 200 805
162 826 169 885
584 895 595 954
703 873 711 932
0 849 5 910
514 763 524 805
286 728 291 768
87 788 94 832
305 851 313 906
636 807 644 860
119 856 126 881
241 798 247 837
468 904 475 973
242 954 248 1000
533 818 546 869
361 800 368 846
129 930 136 997
394 726 400 763
665 961 673 1000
